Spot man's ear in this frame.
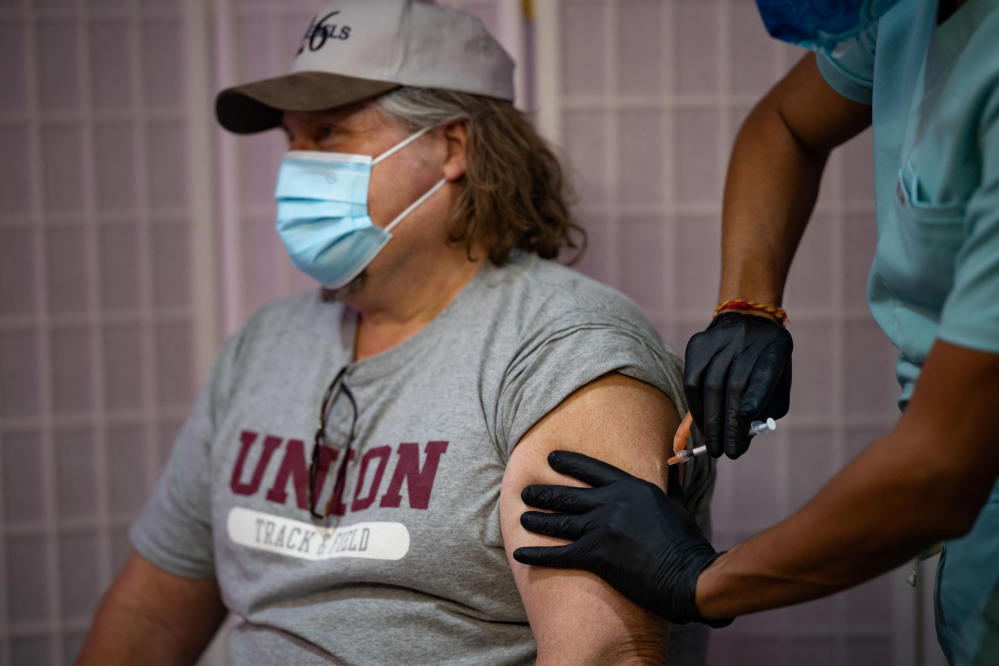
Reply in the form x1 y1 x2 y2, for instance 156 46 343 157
441 119 469 181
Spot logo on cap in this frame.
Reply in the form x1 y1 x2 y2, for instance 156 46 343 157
296 11 352 55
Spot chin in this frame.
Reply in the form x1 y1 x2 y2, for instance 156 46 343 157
320 271 368 302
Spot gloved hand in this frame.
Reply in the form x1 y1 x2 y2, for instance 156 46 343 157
512 450 733 627
684 311 793 458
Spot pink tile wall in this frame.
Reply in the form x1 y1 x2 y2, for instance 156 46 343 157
0 2 201 663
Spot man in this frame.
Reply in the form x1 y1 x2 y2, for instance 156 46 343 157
76 1 714 664
515 0 999 663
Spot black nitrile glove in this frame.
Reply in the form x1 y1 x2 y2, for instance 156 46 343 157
512 450 733 628
684 311 793 459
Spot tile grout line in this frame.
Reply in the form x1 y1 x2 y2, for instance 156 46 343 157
126 0 161 503
604 0 619 289
661 0 677 344
183 0 220 385
78 0 116 607
23 0 63 661
214 0 245 337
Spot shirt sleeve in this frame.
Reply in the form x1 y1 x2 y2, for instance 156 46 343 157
816 20 878 105
129 382 217 578
938 86 999 353
129 329 245 578
495 311 685 457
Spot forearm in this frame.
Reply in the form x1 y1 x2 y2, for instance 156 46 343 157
77 600 213 666
76 552 226 666
696 432 941 618
696 341 999 619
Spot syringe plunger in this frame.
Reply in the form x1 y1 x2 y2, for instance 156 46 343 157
748 418 777 437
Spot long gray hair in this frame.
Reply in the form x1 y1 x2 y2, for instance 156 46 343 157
374 87 584 265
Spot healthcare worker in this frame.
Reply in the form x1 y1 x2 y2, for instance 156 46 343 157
513 0 999 662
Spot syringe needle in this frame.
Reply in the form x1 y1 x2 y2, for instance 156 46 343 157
667 445 706 466
668 418 778 465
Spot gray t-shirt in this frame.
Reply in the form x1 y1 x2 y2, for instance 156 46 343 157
131 252 690 665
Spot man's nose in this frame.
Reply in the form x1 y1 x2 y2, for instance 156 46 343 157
289 136 318 151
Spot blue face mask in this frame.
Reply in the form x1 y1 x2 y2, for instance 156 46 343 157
274 126 446 289
754 0 898 52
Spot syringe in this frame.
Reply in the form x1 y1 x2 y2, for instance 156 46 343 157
667 417 777 465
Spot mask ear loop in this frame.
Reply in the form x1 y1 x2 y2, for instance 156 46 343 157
371 124 435 165
384 179 447 233
371 123 448 233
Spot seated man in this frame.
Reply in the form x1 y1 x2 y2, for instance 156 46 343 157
77 1 712 664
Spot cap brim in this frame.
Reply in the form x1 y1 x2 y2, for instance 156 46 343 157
215 71 401 134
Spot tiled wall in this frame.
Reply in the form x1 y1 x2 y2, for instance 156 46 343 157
0 1 944 664
0 1 216 663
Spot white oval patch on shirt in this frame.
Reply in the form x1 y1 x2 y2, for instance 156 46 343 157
226 507 410 560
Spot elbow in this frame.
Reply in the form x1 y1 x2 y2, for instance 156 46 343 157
912 467 994 540
739 94 829 166
533 618 668 666
928 495 986 540
537 639 667 666
607 636 669 666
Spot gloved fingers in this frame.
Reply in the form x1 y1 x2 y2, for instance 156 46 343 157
519 510 589 541
700 351 732 457
683 337 710 429
521 482 598 513
763 345 792 418
769 353 792 417
723 351 756 459
512 543 580 569
740 339 792 421
544 450 641 488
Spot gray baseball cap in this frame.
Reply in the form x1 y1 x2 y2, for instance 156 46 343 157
215 0 515 134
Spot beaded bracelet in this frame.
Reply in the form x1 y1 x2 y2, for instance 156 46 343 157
713 299 788 326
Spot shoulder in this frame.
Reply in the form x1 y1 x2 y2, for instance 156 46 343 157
245 289 333 326
492 253 660 336
215 290 345 371
485 253 675 374
482 253 675 371
238 290 338 340
484 254 684 449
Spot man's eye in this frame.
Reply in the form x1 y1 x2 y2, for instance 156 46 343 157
317 126 335 141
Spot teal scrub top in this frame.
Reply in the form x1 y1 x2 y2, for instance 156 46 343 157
818 0 999 663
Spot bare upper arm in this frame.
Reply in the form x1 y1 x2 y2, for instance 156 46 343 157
500 373 679 665
762 53 872 157
76 551 226 665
